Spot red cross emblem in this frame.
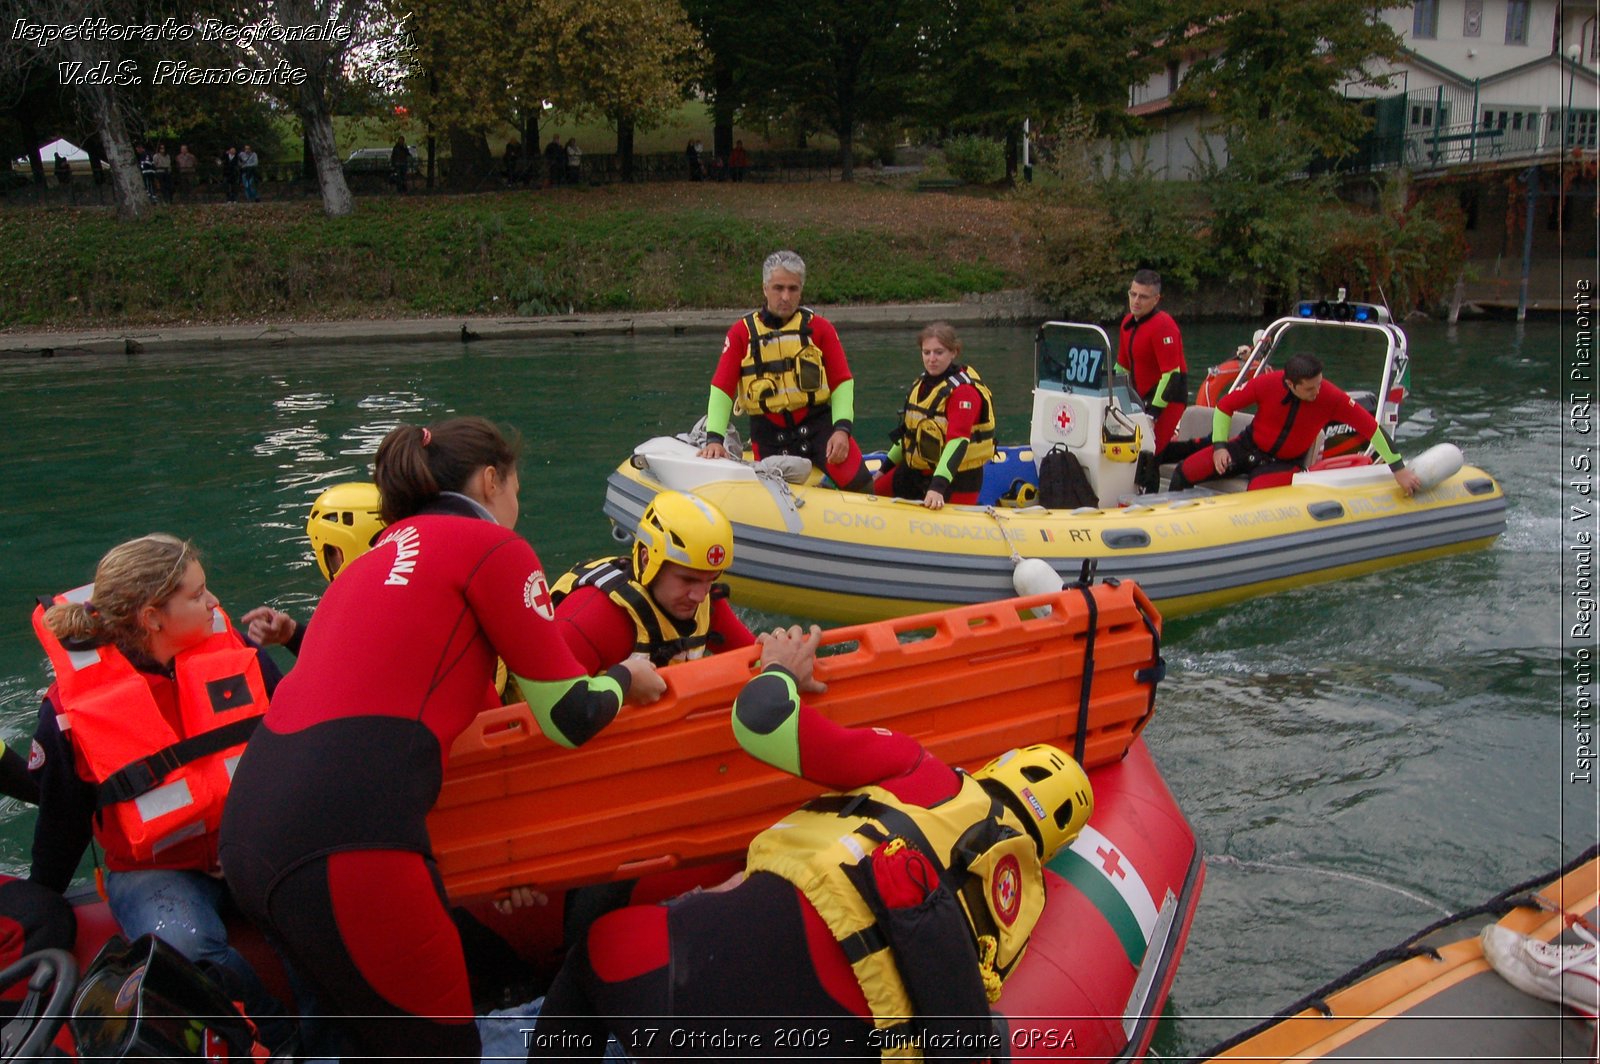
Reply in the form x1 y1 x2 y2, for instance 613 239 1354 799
1054 406 1073 433
525 570 555 619
706 544 727 568
1097 845 1126 880
990 854 1023 925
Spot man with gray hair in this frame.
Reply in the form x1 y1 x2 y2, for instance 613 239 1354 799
696 251 870 491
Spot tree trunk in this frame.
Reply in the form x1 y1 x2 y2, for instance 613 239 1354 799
523 111 539 183
427 134 437 190
302 133 314 180
299 105 353 216
838 125 854 182
616 114 635 182
712 65 735 159
1004 127 1020 184
446 128 492 188
20 110 45 186
81 82 145 219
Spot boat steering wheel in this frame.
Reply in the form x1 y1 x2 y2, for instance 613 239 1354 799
0 949 77 1061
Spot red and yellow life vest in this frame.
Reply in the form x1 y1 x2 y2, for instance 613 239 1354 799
899 367 997 474
746 774 1044 1055
736 308 831 416
551 557 715 667
31 587 268 870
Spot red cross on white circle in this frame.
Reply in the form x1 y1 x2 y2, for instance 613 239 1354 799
525 570 555 619
706 544 727 568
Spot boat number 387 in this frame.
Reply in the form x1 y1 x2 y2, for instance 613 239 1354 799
1066 347 1104 387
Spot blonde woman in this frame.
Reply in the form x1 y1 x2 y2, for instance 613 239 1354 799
30 533 294 1050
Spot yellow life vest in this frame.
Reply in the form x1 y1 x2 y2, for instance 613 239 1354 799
736 308 831 416
899 367 997 474
745 774 1045 1056
551 557 716 667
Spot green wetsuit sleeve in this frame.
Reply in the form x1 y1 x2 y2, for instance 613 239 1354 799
1369 427 1404 470
1211 407 1232 448
705 387 735 441
933 437 969 486
731 665 802 776
883 442 903 470
1151 368 1179 409
830 378 856 431
514 666 628 749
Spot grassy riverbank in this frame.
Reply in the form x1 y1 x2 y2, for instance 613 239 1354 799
0 183 1030 330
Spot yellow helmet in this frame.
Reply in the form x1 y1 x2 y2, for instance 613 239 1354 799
306 482 385 582
632 492 734 586
974 743 1093 862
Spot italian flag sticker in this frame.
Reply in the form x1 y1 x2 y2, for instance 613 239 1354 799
1047 824 1159 965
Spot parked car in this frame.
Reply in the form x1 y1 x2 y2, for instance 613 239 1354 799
343 147 418 176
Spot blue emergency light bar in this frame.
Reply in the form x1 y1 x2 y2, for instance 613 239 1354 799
1294 299 1389 323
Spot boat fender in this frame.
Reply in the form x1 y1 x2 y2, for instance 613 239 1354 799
1012 558 1063 598
1407 443 1464 491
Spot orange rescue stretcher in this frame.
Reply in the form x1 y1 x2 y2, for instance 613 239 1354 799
428 582 1164 904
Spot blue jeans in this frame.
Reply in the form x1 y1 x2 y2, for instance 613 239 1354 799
106 869 296 1049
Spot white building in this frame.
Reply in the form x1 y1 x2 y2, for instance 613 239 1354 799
1118 0 1599 179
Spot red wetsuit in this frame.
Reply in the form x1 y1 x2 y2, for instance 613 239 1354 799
1173 370 1392 490
709 312 868 489
220 495 629 1063
556 585 754 674
1118 308 1188 453
529 665 968 1061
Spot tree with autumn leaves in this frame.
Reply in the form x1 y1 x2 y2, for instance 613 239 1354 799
404 0 701 185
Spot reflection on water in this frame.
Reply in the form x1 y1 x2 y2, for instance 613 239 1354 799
0 318 1580 1056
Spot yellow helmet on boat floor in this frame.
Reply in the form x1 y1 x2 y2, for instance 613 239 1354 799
307 482 385 582
633 492 734 586
974 743 1093 862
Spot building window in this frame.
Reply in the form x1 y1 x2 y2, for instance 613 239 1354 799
1568 111 1598 151
1505 0 1528 45
1167 61 1180 97
1413 0 1438 39
1463 0 1482 37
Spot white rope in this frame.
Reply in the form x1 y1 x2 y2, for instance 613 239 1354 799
1207 853 1453 917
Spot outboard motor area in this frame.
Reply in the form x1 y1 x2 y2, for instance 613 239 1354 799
1030 322 1155 507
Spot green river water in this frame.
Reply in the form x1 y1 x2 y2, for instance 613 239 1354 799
0 316 1587 1058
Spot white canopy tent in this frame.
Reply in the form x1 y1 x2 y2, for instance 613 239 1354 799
15 138 91 167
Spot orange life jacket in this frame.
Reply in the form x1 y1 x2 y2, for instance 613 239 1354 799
31 587 268 871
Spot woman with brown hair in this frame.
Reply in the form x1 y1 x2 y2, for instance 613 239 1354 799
29 533 294 1049
220 416 663 1062
874 322 998 509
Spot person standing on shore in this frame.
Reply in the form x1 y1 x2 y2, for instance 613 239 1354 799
175 144 197 200
221 147 240 202
238 144 260 202
565 138 582 185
